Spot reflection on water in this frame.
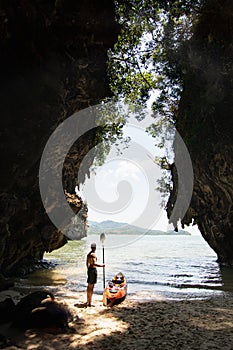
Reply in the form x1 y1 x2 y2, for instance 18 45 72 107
220 266 233 292
21 269 67 286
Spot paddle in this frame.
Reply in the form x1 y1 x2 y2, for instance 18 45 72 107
100 233 106 289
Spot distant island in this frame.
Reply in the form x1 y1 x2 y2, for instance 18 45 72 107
87 220 191 236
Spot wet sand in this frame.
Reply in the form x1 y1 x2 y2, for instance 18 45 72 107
1 290 233 349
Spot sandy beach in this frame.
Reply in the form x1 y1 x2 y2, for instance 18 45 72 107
1 290 233 350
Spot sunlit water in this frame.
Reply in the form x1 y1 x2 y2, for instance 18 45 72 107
14 234 233 301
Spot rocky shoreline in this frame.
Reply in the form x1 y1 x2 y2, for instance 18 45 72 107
0 290 233 349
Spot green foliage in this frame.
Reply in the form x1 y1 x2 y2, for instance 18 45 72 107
92 100 130 167
107 0 201 200
110 0 201 116
91 1 202 201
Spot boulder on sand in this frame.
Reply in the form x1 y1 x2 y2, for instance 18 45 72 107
13 291 73 331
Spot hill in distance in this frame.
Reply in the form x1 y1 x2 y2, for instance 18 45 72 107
87 220 191 236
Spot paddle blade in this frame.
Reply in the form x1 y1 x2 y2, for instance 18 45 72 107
100 233 106 245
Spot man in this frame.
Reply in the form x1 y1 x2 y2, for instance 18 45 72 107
86 242 105 307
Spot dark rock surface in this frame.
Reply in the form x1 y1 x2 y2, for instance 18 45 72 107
13 291 73 330
0 0 120 279
167 0 233 265
0 298 15 324
0 290 73 338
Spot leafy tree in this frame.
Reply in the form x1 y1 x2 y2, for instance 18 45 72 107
110 0 201 116
107 0 202 209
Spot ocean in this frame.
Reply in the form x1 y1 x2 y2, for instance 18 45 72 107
14 234 233 301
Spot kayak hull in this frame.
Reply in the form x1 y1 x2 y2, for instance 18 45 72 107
103 272 127 306
105 295 126 306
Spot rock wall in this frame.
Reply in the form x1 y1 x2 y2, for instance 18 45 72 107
167 0 233 265
0 0 119 281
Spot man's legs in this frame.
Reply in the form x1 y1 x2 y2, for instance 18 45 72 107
87 283 94 306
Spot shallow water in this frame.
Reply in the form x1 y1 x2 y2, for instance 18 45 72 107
14 234 233 301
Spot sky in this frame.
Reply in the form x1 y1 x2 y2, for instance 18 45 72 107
77 108 200 236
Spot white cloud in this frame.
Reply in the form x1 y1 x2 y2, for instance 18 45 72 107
115 160 141 180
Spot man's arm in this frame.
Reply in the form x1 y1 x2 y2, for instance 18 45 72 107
87 253 105 268
92 254 105 268
94 262 105 268
86 252 94 268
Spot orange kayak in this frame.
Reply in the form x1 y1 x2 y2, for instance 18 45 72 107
103 272 127 306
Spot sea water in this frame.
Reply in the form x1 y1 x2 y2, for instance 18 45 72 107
15 234 233 301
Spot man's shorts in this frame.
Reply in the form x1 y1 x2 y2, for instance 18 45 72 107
87 268 97 284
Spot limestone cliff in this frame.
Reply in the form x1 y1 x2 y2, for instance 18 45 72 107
0 0 119 282
167 0 233 265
